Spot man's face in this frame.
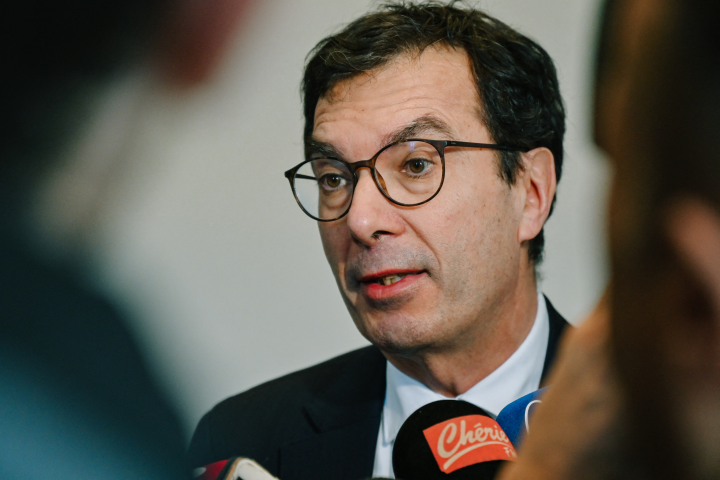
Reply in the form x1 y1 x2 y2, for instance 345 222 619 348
311 47 529 355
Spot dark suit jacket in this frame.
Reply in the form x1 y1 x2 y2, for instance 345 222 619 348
187 298 569 479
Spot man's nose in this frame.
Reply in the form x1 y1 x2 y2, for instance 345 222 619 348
346 168 405 246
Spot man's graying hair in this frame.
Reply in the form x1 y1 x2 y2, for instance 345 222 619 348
302 1 565 265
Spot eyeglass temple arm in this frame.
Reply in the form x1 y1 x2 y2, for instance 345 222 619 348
295 174 318 181
445 140 529 152
284 168 319 183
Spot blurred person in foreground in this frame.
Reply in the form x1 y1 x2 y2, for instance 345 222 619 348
498 0 720 479
188 2 570 479
0 1 246 479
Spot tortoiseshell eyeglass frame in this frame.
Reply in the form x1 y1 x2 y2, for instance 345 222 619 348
284 138 528 222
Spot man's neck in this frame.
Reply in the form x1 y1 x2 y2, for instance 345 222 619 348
384 271 539 397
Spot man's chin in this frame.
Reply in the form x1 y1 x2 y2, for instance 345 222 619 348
373 339 431 357
357 321 437 357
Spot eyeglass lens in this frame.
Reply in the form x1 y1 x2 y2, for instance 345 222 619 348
292 140 443 220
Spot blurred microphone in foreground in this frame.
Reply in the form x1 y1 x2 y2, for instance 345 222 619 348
499 0 720 479
392 400 516 480
194 457 277 480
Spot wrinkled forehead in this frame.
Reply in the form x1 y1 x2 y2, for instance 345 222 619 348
311 46 483 146
319 45 474 94
319 47 478 107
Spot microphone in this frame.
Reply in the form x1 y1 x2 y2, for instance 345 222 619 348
193 457 277 480
495 388 546 449
392 400 516 479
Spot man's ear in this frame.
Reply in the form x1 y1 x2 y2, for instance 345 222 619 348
517 147 557 243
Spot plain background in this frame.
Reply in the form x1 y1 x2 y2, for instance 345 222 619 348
34 0 609 437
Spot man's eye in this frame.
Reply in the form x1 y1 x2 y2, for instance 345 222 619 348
407 159 429 174
321 174 344 188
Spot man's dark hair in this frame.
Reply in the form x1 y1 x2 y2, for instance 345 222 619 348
301 1 565 265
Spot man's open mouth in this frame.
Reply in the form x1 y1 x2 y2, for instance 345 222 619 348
372 273 411 286
360 270 425 287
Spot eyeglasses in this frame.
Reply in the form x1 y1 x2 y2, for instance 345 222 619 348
284 138 527 222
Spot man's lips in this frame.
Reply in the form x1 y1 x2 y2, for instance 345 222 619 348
357 269 427 301
359 269 424 285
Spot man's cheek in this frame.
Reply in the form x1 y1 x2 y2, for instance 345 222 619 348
319 226 347 276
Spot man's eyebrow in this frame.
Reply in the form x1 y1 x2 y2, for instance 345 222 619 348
304 115 456 160
383 115 456 145
305 139 343 160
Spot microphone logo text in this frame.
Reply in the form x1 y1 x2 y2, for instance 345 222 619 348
422 415 517 474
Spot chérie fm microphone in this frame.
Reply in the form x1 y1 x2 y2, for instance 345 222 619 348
392 400 516 479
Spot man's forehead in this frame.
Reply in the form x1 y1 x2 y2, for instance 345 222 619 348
310 46 484 152
318 45 477 105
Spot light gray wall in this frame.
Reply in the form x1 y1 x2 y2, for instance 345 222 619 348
43 0 609 436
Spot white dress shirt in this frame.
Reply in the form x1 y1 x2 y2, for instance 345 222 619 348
371 291 550 478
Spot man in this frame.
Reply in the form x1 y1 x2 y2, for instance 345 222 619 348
188 3 568 478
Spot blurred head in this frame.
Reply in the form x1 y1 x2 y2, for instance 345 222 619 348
0 1 168 210
0 0 247 237
300 2 564 355
595 0 720 477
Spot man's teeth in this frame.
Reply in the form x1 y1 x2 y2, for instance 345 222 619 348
380 274 406 286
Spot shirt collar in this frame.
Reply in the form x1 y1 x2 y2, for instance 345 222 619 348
381 291 550 445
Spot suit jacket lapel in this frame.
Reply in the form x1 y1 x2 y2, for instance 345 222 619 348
279 346 386 480
540 295 570 384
